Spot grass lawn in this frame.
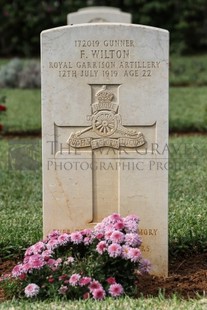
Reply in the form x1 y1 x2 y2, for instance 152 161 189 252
1 295 206 310
169 135 207 254
0 136 206 257
170 54 207 86
1 89 41 133
170 87 207 132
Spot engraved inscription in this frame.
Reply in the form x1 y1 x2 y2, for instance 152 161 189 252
138 228 158 236
74 40 135 47
67 85 145 150
80 49 130 59
48 39 161 79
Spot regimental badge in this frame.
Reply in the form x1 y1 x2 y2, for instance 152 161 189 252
67 85 145 149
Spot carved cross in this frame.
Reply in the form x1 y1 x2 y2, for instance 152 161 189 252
63 84 154 223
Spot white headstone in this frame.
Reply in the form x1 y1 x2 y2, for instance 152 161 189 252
41 23 169 276
67 6 131 24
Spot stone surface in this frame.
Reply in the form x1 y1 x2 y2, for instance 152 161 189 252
41 23 169 276
67 6 131 24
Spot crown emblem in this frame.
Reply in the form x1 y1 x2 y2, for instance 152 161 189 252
96 85 114 103
92 85 118 113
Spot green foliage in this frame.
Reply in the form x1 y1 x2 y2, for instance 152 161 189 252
1 1 207 56
125 0 207 54
0 1 80 57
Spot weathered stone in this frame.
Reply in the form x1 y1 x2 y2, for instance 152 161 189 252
41 23 169 276
67 6 131 24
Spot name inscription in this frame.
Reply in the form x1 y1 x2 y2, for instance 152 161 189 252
48 39 161 79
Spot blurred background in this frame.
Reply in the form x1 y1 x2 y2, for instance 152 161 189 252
1 0 207 57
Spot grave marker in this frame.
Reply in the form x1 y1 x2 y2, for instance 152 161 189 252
67 6 131 24
41 23 169 275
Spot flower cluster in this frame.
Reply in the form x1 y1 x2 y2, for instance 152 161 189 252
94 214 142 261
1 214 150 300
0 95 7 132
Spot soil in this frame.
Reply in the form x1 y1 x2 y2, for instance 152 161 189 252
136 252 207 299
0 253 206 301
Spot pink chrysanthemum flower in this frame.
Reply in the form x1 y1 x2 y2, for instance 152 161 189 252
104 229 113 240
57 233 70 245
64 256 74 265
23 256 30 264
106 277 116 284
41 249 53 261
108 283 124 297
96 233 104 240
12 264 23 277
54 258 62 267
22 262 31 273
58 285 68 295
47 230 61 239
32 241 46 254
121 245 131 259
83 292 90 300
46 238 60 250
79 277 92 286
125 214 140 223
139 258 151 274
108 243 122 258
92 288 106 300
48 276 54 283
70 231 83 244
0 273 11 282
94 223 103 234
114 221 124 230
123 215 140 233
59 274 68 281
24 283 40 298
96 241 107 255
69 273 81 286
109 213 122 222
28 254 45 270
110 231 125 244
81 228 92 236
83 236 93 245
128 248 141 262
125 233 142 247
24 246 34 257
19 273 27 280
46 258 56 268
105 224 113 231
89 280 102 292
